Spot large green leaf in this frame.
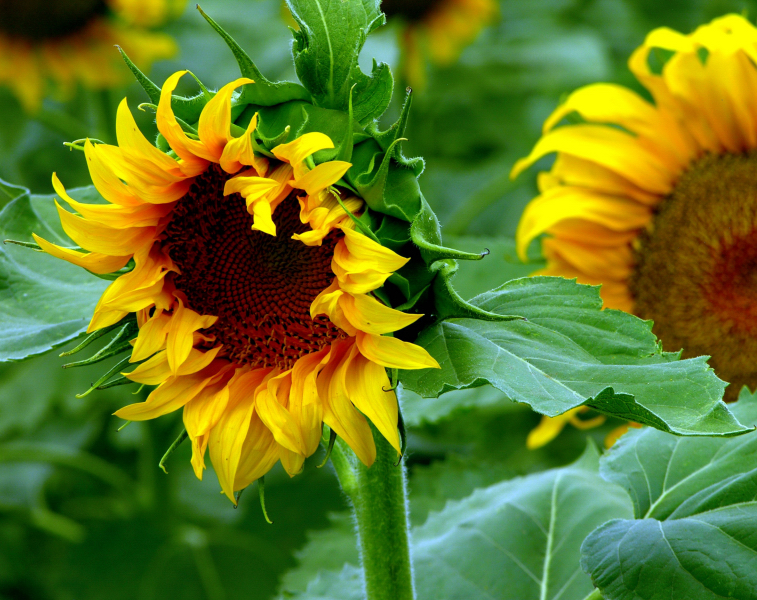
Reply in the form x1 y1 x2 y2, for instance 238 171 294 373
0 182 108 362
279 445 633 600
582 388 757 600
400 276 748 437
285 0 392 124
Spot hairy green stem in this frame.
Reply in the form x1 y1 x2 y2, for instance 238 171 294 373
581 588 603 600
330 420 415 600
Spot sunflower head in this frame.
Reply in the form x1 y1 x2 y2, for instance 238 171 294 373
0 0 182 111
512 13 757 412
32 8 497 503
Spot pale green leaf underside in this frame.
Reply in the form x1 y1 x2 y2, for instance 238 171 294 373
581 389 757 600
0 182 107 362
400 277 747 436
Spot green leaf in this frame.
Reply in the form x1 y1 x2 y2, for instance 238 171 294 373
582 388 757 600
400 276 748 437
0 181 108 362
279 445 633 600
286 0 392 123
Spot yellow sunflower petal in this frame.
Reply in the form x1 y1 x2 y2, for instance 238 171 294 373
280 447 306 478
156 71 210 175
53 199 156 257
223 173 279 198
232 412 280 492
197 77 254 161
84 140 142 207
335 228 409 275
115 98 186 178
255 371 307 455
130 310 171 362
115 368 219 421
355 331 440 370
209 368 270 502
510 124 676 194
166 300 218 373
124 349 170 385
289 349 329 456
296 161 352 195
318 341 376 467
338 292 422 335
343 348 401 454
541 237 634 280
272 132 334 180
539 153 659 205
184 379 232 479
515 186 652 261
32 234 130 275
330 262 391 294
219 113 269 176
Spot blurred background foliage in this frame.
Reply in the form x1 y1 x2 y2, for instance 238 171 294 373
1 0 756 598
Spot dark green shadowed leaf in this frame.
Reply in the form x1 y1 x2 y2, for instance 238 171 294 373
0 181 108 361
400 276 748 437
581 388 757 600
285 0 392 124
278 445 633 600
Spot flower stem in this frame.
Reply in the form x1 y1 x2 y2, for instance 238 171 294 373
581 588 604 600
330 421 415 600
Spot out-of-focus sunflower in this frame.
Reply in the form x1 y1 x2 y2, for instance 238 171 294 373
34 72 439 503
513 14 757 445
381 0 497 87
0 0 182 112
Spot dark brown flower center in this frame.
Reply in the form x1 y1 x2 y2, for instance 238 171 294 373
381 0 440 22
0 0 107 41
163 164 347 371
629 152 757 399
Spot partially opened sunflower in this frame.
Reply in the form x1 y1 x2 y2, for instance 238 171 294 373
0 0 181 111
513 14 757 444
34 71 439 502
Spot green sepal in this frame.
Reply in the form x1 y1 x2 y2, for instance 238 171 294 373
348 138 422 222
117 45 160 105
411 196 491 264
197 5 312 107
75 355 132 398
372 214 411 252
159 429 188 474
317 428 338 468
4 239 41 250
61 320 137 369
257 477 273 523
59 322 122 357
367 87 424 176
96 374 133 390
430 260 524 322
118 46 210 124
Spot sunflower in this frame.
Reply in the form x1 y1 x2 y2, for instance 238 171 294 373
381 0 497 87
0 0 181 112
34 71 439 503
512 14 757 434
